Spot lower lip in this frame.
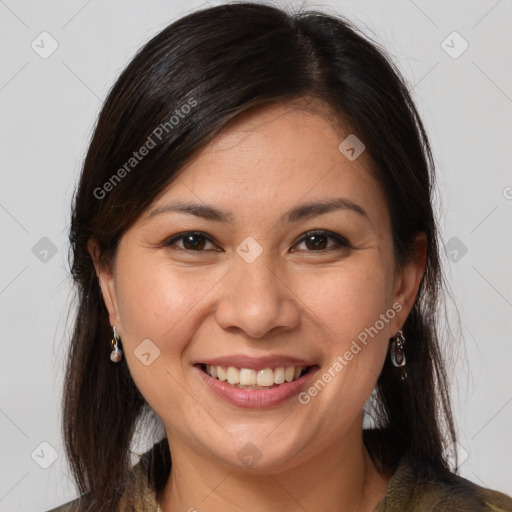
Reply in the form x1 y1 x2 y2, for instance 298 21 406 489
195 365 318 409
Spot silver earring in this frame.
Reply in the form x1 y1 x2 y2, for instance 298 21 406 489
390 329 407 380
110 326 123 363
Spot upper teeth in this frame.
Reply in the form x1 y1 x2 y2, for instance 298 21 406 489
205 365 305 387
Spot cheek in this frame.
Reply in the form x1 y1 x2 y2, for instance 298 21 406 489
298 254 394 345
112 254 211 417
115 252 214 341
291 259 394 434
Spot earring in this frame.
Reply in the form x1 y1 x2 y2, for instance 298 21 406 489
110 326 123 363
390 329 407 380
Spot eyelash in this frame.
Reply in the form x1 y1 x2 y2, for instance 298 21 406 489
163 230 352 253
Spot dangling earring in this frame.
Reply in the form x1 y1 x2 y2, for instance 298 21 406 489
390 329 407 380
110 326 123 363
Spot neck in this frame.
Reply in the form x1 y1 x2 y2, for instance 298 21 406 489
157 426 390 512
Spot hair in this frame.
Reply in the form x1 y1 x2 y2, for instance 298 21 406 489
64 2 456 510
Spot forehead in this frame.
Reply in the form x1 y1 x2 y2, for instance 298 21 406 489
192 98 350 172
144 98 388 228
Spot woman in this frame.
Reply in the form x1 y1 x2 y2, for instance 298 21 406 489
50 3 512 511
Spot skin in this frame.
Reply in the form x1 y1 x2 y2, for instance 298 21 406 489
90 97 426 512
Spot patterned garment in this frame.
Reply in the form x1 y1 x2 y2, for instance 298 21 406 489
47 432 512 512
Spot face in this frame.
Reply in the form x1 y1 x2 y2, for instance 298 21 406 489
93 98 424 472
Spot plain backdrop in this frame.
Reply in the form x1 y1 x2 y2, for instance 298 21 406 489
1 0 511 510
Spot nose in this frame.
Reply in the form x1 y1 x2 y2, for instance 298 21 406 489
214 256 301 339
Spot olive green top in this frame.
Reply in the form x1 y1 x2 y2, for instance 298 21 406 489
47 432 512 512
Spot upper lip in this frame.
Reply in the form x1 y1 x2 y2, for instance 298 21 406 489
195 355 315 370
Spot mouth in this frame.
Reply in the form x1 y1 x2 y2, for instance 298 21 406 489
200 363 313 390
194 361 319 408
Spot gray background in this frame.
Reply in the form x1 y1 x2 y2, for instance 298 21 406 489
1 0 511 510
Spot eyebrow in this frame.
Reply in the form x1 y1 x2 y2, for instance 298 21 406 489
144 197 368 224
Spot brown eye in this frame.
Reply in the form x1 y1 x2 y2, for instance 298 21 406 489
182 233 206 250
165 232 216 251
303 233 328 250
293 230 351 252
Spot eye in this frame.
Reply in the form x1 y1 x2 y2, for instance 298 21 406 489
164 231 219 252
292 230 351 252
164 230 350 253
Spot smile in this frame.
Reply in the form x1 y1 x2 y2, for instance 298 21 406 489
196 362 318 408
203 364 310 389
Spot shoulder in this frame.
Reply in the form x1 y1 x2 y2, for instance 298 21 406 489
376 456 512 512
363 429 512 512
44 438 169 512
412 474 512 511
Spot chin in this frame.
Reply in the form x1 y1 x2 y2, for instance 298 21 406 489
197 427 313 473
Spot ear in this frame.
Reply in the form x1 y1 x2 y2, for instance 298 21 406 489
390 232 427 334
87 238 121 327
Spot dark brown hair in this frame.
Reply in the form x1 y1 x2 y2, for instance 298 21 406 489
64 2 456 510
